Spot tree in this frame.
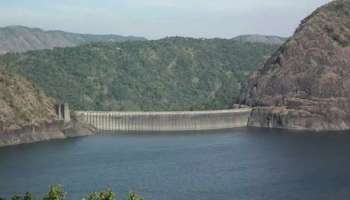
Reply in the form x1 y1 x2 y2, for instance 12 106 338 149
84 189 116 200
7 186 142 200
10 192 35 200
11 196 22 200
23 193 34 200
127 192 143 200
43 185 65 200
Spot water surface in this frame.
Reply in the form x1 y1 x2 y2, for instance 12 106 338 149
1 128 350 200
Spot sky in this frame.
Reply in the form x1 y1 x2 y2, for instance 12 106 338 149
0 0 332 39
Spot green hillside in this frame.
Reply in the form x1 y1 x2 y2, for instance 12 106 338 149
0 37 280 111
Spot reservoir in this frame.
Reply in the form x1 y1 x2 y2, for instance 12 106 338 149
1 128 350 200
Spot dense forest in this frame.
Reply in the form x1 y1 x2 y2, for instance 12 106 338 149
0 37 280 111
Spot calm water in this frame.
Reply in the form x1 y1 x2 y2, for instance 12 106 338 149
1 128 350 200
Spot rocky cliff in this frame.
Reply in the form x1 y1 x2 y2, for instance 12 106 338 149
0 70 56 130
240 0 350 131
0 70 95 147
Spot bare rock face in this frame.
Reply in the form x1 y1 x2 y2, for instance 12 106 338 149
0 70 96 147
240 0 350 131
0 70 61 146
0 70 56 131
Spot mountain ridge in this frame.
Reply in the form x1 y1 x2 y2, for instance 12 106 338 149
233 34 287 45
0 25 287 55
0 25 146 54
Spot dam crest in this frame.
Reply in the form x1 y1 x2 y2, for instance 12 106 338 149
75 108 252 132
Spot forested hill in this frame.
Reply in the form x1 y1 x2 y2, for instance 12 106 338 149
0 37 280 111
0 26 146 54
233 35 286 45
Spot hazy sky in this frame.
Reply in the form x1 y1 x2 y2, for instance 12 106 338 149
0 0 332 39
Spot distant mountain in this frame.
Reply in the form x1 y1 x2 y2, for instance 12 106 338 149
0 37 281 111
233 35 287 45
240 0 350 131
0 26 146 54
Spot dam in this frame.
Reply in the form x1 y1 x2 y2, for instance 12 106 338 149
75 108 252 132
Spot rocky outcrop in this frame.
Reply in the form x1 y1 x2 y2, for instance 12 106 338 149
0 70 96 147
0 122 65 147
62 116 97 138
240 0 350 131
248 98 350 131
0 120 96 147
0 70 56 131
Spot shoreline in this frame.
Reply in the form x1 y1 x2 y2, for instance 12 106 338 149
0 120 96 148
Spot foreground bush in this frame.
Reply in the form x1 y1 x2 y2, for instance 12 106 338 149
84 189 115 200
126 192 143 200
0 185 143 200
43 185 65 200
10 192 35 200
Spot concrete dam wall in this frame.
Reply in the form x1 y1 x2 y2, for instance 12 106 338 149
75 108 252 132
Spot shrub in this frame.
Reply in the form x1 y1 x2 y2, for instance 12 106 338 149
84 189 116 200
127 192 143 200
10 192 35 200
43 185 65 200
8 186 143 200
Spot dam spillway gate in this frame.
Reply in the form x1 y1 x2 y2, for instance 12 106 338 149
75 108 252 132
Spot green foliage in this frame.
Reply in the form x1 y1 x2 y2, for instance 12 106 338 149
84 189 116 200
0 37 280 111
8 193 35 200
6 186 143 200
127 192 143 200
43 185 65 200
23 193 35 200
11 196 22 200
